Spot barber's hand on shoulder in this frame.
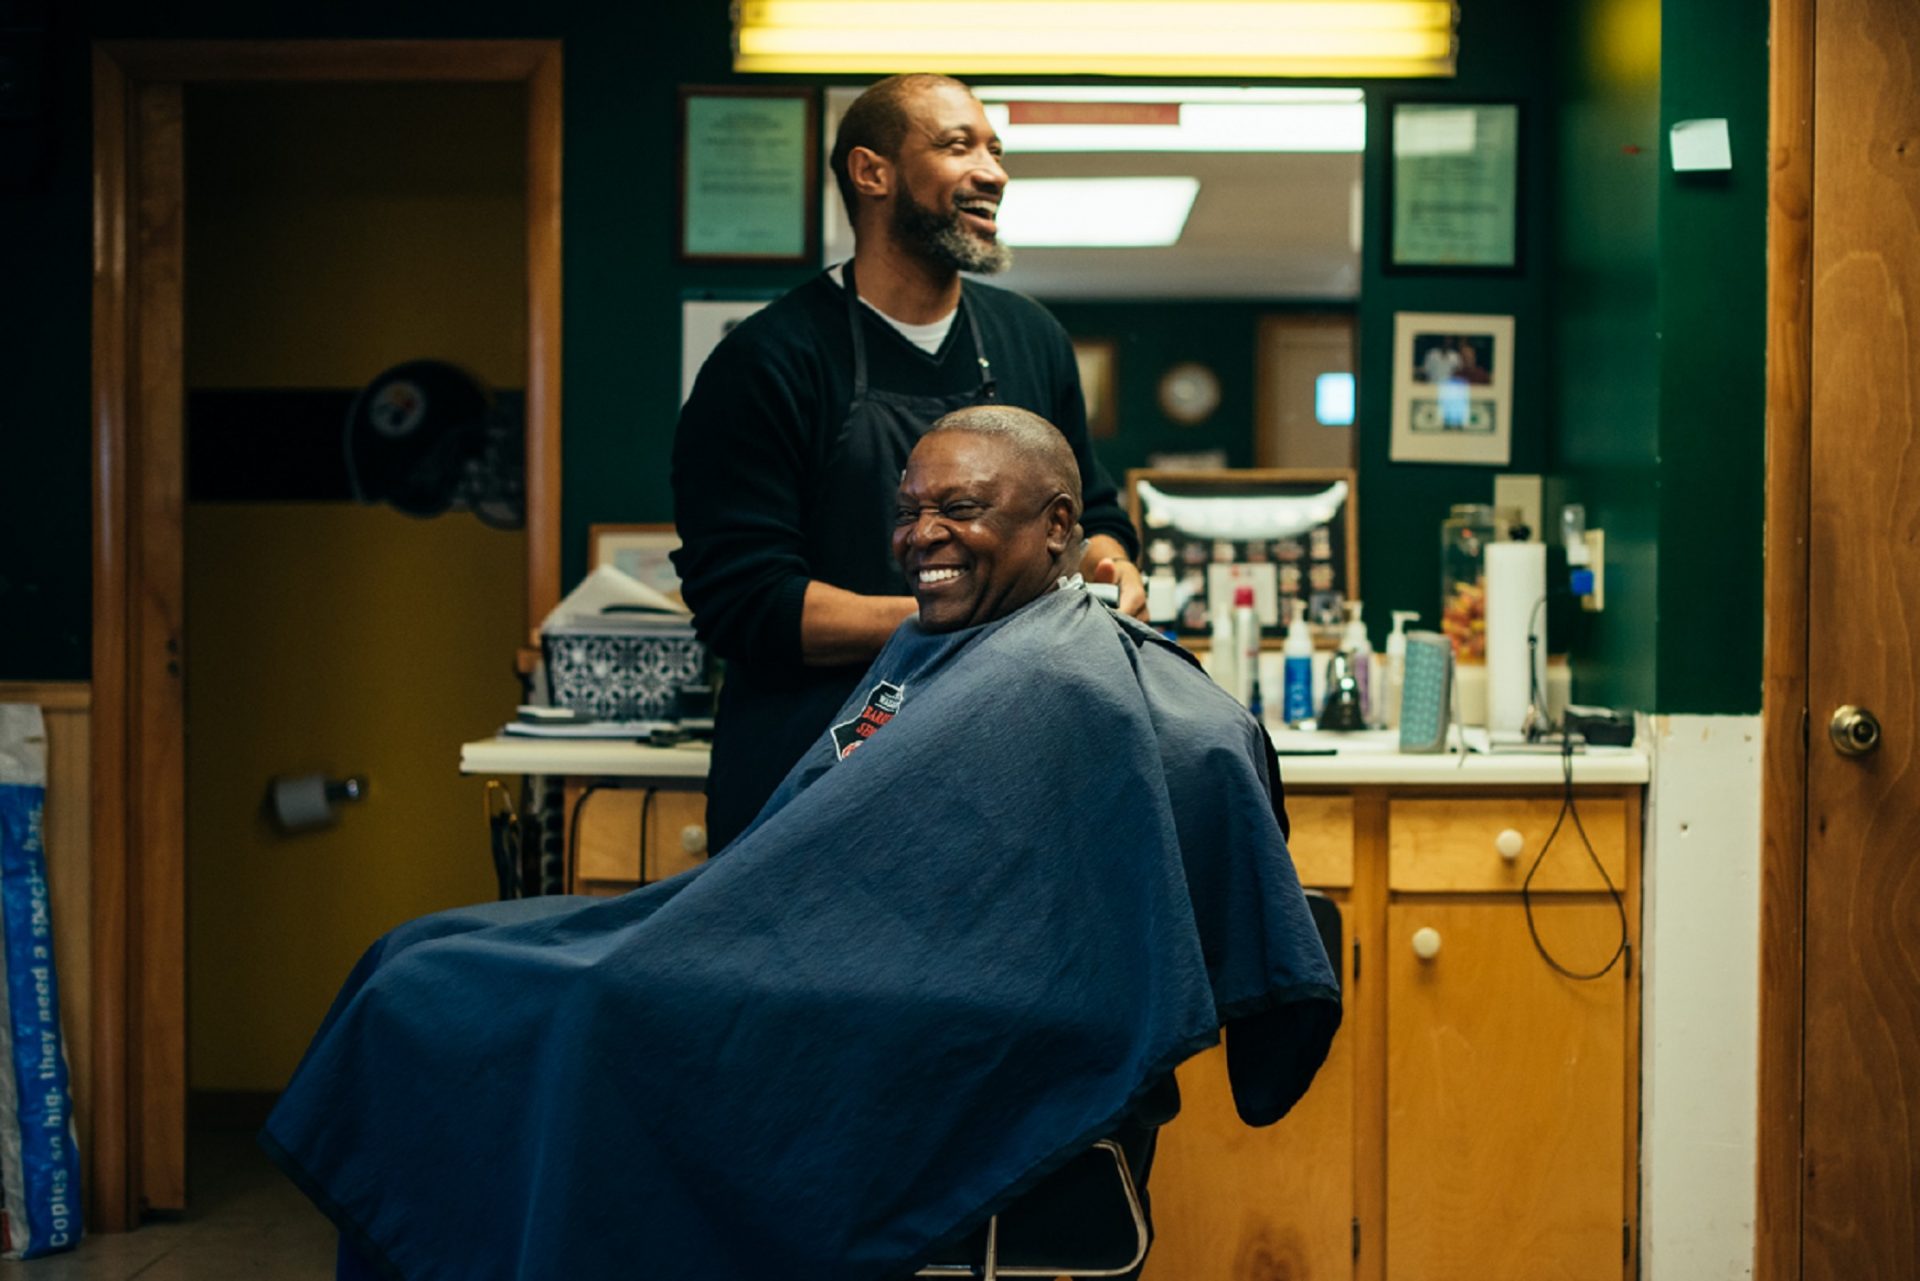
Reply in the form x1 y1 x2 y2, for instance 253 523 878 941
1087 553 1149 622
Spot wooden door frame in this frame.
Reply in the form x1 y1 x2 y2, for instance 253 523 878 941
89 38 563 1231
1757 0 1811 1277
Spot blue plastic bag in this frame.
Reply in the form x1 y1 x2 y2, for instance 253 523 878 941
0 706 82 1258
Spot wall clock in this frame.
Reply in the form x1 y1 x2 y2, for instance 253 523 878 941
1158 361 1221 425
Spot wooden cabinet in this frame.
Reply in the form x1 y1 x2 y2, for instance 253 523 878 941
1145 786 1641 1281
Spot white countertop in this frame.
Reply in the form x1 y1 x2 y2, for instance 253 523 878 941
460 728 1648 786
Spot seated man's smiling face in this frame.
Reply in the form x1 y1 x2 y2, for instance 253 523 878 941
892 431 1076 633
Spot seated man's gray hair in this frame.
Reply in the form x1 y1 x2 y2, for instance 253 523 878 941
924 405 1083 517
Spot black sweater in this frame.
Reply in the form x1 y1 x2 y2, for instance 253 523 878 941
671 270 1137 847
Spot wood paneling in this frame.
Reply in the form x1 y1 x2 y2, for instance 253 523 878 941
0 686 93 1191
1288 793 1354 889
1387 797 1626 892
88 42 135 1234
1758 1 1813 1275
1802 0 1920 1274
1145 895 1354 1281
525 47 563 642
1385 898 1627 1281
102 40 554 82
131 79 188 1214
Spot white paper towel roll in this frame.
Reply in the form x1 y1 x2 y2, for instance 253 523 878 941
1486 541 1547 735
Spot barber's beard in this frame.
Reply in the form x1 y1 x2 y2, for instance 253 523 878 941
892 186 1013 276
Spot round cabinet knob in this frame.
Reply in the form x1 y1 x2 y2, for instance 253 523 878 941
1411 926 1442 961
680 824 708 856
1495 828 1525 861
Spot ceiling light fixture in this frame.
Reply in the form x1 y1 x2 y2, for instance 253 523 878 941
994 177 1202 248
734 1 1458 78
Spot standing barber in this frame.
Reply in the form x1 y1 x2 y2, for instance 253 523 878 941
672 73 1145 851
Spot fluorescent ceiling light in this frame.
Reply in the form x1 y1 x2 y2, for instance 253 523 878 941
975 87 1365 104
735 1 1458 78
995 177 1201 248
980 101 1363 153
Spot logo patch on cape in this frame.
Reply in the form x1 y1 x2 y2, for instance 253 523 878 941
831 680 904 760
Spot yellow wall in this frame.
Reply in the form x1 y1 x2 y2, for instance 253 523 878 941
184 84 527 1091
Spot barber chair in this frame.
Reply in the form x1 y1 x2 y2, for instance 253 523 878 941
915 890 1342 1280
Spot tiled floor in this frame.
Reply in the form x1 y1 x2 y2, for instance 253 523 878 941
0 1130 336 1280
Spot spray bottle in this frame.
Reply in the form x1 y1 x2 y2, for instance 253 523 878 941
1382 610 1419 730
1282 599 1315 725
1232 586 1260 707
1341 601 1373 726
1209 599 1239 702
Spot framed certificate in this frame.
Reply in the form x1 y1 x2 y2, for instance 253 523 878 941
678 86 819 264
1387 101 1522 273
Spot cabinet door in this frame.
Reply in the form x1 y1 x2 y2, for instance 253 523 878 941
568 786 708 893
1143 895 1354 1281
1385 899 1625 1281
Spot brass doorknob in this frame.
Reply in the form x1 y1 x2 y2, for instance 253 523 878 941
1829 705 1882 757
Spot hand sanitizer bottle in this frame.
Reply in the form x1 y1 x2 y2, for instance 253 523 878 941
1282 599 1315 725
1341 601 1374 725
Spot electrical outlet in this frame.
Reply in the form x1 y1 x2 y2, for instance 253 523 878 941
1580 529 1605 611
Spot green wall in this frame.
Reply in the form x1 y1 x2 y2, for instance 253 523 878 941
1547 0 1767 713
5 0 1770 715
1651 0 1767 713
1550 0 1662 712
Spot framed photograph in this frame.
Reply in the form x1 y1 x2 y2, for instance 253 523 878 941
589 524 684 605
1125 468 1358 643
1072 339 1118 439
681 295 776 404
1388 101 1522 273
679 86 819 264
1390 312 1515 466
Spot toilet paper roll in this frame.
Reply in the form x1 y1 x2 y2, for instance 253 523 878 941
1486 541 1548 735
270 774 337 833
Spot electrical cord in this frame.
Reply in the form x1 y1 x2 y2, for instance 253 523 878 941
637 787 657 887
1520 728 1630 980
568 783 607 890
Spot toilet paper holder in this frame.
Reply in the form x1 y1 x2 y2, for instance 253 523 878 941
267 773 368 834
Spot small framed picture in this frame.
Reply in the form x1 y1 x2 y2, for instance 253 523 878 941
1390 312 1516 466
1388 101 1522 273
678 86 819 264
589 524 683 604
1072 339 1118 439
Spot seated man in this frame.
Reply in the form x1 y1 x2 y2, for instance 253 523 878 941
265 406 1339 1281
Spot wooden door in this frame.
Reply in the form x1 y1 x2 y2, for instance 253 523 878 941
1384 899 1624 1281
1255 316 1357 470
1801 0 1920 1273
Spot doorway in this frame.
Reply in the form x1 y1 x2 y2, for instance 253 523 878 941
90 40 561 1230
180 78 527 1153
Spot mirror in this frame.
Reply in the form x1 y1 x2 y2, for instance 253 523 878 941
819 84 1363 469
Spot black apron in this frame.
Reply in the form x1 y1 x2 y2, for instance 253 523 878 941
706 265 998 851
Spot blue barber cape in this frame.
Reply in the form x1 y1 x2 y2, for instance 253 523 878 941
264 586 1339 1280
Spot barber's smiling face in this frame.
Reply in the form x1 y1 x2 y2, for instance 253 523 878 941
888 82 1010 272
893 433 1072 633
